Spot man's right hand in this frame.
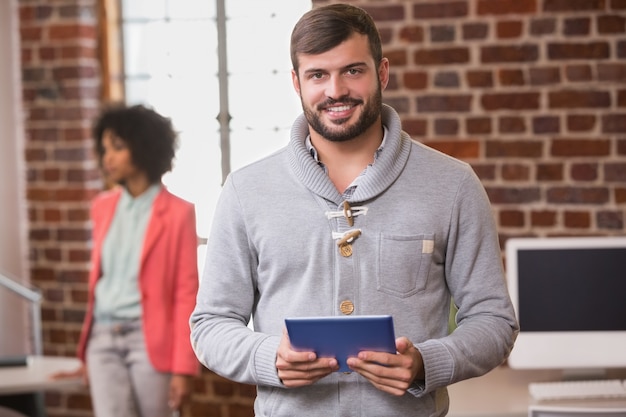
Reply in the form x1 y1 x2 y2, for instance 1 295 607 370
276 329 338 387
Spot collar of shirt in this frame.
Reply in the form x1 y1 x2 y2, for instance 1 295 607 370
306 126 388 199
119 183 162 211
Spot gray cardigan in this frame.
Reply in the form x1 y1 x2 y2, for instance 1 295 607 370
191 104 519 417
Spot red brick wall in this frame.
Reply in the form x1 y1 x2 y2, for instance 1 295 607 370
17 0 625 416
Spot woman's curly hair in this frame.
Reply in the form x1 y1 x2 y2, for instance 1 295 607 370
92 103 178 183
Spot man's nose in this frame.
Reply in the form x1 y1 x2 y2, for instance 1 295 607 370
325 75 349 100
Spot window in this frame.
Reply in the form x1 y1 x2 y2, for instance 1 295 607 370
116 0 311 271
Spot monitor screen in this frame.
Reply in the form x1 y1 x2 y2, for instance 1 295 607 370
505 236 626 372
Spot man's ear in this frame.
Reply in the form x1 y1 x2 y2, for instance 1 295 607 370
291 69 301 96
378 58 390 91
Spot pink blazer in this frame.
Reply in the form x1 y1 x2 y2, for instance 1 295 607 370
78 187 200 375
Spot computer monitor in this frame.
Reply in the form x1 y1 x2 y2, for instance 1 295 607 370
505 236 626 377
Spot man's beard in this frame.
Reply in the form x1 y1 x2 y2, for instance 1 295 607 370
302 87 382 143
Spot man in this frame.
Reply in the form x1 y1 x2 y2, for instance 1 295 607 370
190 4 518 416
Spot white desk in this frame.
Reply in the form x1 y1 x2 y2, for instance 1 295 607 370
447 365 626 417
0 356 83 395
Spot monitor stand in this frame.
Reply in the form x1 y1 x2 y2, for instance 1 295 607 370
561 368 608 381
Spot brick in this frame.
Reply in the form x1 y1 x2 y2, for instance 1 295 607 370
399 26 424 43
615 187 626 203
499 116 526 133
531 210 557 227
571 163 599 181
49 24 97 41
548 42 610 60
43 208 62 222
363 5 404 21
403 118 427 136
567 114 596 131
597 63 626 82
61 45 97 59
544 0 606 11
502 164 531 180
466 70 493 88
431 25 455 42
434 71 460 87
39 46 57 61
497 20 523 38
564 211 591 228
565 64 593 82
478 0 537 15
481 45 538 63
482 92 540 110
43 168 61 182
486 140 543 157
530 18 556 36
618 138 626 155
529 67 561 85
564 18 591 35
597 211 624 230
466 117 492 134
44 248 62 262
472 163 497 180
54 146 92 162
485 187 541 204
403 71 428 89
68 248 90 263
413 2 468 19
548 90 611 109
551 138 611 156
500 209 525 227
462 23 489 40
417 94 472 112
20 27 42 42
387 73 399 91
498 69 525 86
620 40 626 58
598 15 626 33
425 140 479 159
619 90 626 107
68 208 90 222
434 118 459 135
602 113 626 132
613 0 626 9
384 97 410 113
547 187 610 204
605 162 626 181
533 116 560 134
537 163 564 181
414 47 470 65
52 65 98 81
386 50 408 66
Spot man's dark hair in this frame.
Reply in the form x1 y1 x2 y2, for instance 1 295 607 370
290 4 383 75
92 104 177 183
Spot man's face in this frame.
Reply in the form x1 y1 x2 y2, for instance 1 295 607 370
292 33 389 143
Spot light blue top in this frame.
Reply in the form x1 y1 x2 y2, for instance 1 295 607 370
94 184 161 323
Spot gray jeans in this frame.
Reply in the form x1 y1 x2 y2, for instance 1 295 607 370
86 320 171 417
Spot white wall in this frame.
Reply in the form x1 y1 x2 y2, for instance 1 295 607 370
0 0 30 356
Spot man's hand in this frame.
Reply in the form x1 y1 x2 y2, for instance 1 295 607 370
346 336 424 396
276 329 339 387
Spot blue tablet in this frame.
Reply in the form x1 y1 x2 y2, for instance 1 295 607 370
285 315 396 372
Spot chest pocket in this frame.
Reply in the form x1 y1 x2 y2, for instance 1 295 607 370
377 233 434 298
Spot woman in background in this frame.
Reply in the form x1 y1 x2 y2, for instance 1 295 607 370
55 104 199 417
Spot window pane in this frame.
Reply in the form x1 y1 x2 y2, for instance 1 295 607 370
121 0 311 239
